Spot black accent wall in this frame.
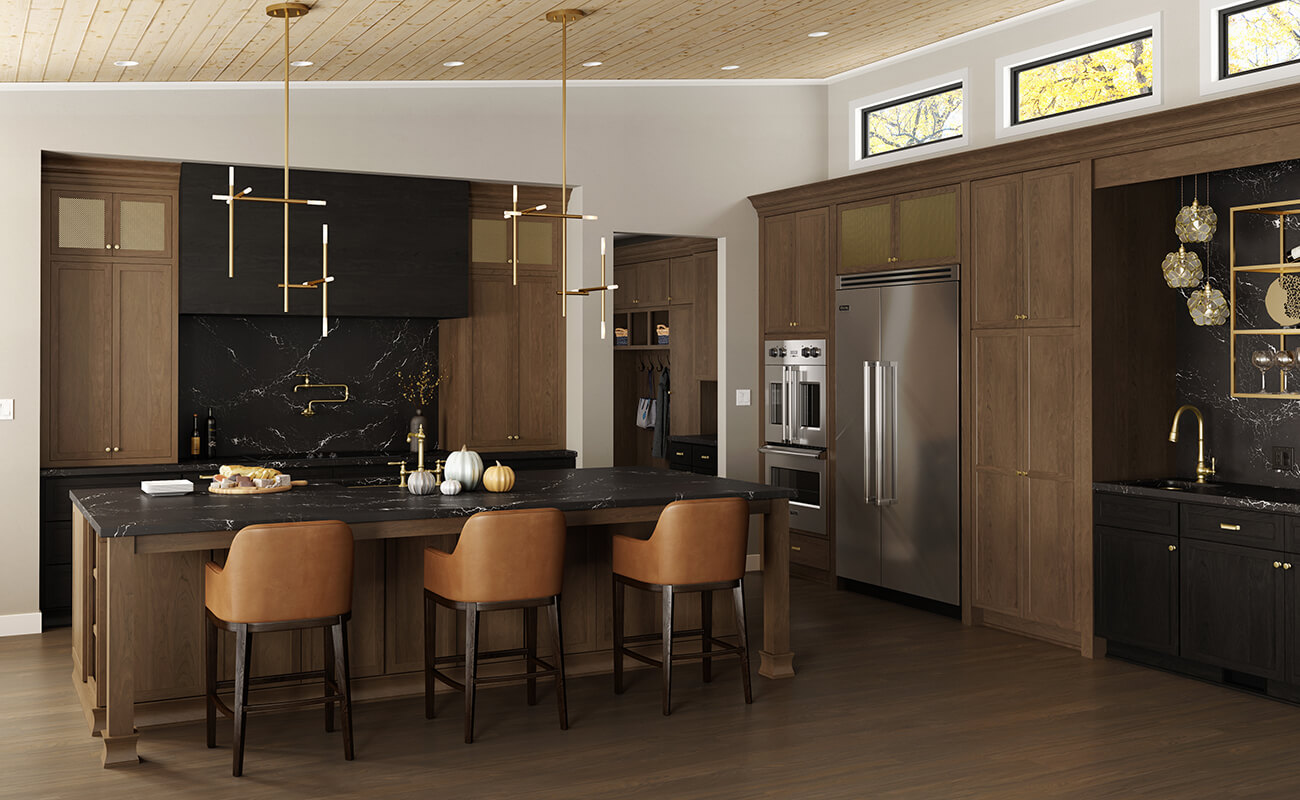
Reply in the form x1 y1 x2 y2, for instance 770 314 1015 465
179 162 468 318
178 315 438 458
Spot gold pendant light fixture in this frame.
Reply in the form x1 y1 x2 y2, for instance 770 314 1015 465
211 2 335 335
503 9 617 338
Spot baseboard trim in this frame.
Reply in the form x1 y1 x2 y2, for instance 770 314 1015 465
746 553 762 573
0 612 43 637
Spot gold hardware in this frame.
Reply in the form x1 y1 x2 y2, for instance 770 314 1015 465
113 446 119 452
113 244 120 250
700 454 711 460
1275 561 1283 569
791 546 802 551
675 451 685 457
293 374 350 415
104 446 111 452
1169 405 1215 483
1168 544 1177 551
1219 523 1241 531
1285 563 1294 570
388 460 409 488
105 245 111 250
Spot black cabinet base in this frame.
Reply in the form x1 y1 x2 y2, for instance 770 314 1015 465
1106 641 1300 706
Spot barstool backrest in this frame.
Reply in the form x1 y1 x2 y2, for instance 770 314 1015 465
447 508 567 602
213 520 354 623
647 497 749 585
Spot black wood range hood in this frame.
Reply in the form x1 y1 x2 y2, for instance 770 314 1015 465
179 162 469 319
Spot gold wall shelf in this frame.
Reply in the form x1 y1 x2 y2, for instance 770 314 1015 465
1229 198 1300 399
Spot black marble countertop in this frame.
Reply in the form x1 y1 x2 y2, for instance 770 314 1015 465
42 449 577 479
71 467 795 538
1095 479 1300 515
669 434 718 447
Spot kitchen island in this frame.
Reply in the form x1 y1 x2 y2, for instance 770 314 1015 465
69 467 795 767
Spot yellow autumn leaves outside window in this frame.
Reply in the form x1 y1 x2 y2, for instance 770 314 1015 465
1014 33 1153 124
865 84 963 158
1225 0 1300 77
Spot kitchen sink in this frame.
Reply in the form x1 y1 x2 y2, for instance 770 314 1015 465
1119 478 1235 495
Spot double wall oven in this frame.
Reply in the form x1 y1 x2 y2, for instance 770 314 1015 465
760 339 828 536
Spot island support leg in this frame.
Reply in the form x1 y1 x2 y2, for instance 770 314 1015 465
101 537 140 767
759 498 795 678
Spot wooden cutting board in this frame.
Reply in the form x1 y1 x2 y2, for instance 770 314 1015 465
209 480 307 495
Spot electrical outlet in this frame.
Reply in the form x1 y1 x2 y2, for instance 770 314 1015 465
1273 446 1294 472
736 389 751 407
0 399 11 421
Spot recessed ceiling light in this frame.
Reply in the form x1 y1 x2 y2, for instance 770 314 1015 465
721 65 740 71
290 60 313 67
443 60 465 67
808 31 829 38
582 61 602 67
113 60 139 67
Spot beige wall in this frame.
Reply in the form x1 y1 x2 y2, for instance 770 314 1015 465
0 81 827 623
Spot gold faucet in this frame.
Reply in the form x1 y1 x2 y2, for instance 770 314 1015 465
1168 404 1216 483
293 373 350 416
387 460 410 488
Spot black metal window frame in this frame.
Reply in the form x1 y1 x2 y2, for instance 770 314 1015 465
1009 29 1155 126
1219 0 1300 80
859 81 964 160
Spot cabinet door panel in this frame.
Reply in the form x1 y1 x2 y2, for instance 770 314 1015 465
47 262 114 463
1023 165 1078 327
1180 539 1285 680
639 259 670 307
972 469 1021 614
467 270 517 448
1290 560 1300 685
115 193 174 259
114 263 175 462
1095 526 1178 654
762 213 796 334
613 265 636 311
693 251 717 381
517 272 563 448
50 190 112 257
1025 329 1076 479
1025 475 1077 631
669 256 695 305
838 198 892 274
897 187 959 265
793 208 830 333
971 330 1020 471
970 175 1023 328
669 306 696 435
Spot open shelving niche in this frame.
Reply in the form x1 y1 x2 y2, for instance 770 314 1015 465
613 308 671 350
1230 198 1300 399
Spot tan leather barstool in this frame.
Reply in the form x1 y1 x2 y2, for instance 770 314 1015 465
204 520 355 777
424 508 568 743
612 497 753 715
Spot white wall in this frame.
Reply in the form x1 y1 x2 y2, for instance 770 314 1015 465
827 0 1300 179
0 81 827 623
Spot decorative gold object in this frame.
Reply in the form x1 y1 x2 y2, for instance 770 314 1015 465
1264 277 1300 326
1168 404 1215 484
293 373 351 415
1188 282 1227 326
1176 199 1218 243
405 424 438 495
211 3 334 322
1228 198 1300 398
397 361 446 407
388 460 410 488
1161 244 1203 288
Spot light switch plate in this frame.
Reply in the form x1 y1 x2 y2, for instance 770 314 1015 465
0 399 12 420
735 389 751 407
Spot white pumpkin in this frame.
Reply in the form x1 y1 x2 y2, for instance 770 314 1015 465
444 445 484 490
407 469 437 496
439 479 463 496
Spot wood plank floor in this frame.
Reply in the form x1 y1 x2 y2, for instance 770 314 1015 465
5 577 1300 798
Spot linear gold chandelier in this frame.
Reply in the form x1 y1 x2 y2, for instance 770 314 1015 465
504 9 617 338
211 2 335 335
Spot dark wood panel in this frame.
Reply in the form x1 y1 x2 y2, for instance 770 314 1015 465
516 271 563 448
762 213 795 334
44 262 114 464
971 329 1019 471
969 175 1022 329
639 259 670 307
1025 329 1076 480
1093 494 1178 536
669 306 697 436
1181 505 1285 550
790 531 830 571
179 162 468 318
1179 538 1285 680
1022 164 1078 327
972 468 1021 615
112 262 176 463
466 268 517 448
669 256 695 305
1025 475 1076 632
1094 526 1179 655
1288 517 1300 555
693 250 718 381
793 207 830 334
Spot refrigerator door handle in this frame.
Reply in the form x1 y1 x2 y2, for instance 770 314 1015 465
880 361 899 505
864 361 880 505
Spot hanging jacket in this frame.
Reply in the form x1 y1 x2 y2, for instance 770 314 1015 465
652 367 670 459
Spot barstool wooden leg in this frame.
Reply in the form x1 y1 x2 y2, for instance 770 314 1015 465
205 616 217 749
702 589 713 683
331 619 355 760
324 625 336 733
547 598 568 731
612 576 625 695
464 603 479 744
232 624 251 777
424 591 437 720
661 585 675 716
732 582 753 705
525 606 538 706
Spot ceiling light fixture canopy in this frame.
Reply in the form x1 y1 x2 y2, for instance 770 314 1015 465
808 31 830 37
443 60 465 67
114 60 139 67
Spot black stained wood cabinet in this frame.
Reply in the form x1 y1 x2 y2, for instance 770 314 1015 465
667 438 717 476
1179 538 1287 681
179 163 469 318
1094 525 1179 655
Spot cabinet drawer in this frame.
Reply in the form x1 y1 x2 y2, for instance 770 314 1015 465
1181 505 1284 549
693 446 717 476
669 443 693 471
789 532 829 571
1094 493 1178 535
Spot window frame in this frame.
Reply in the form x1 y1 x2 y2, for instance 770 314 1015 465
1218 0 1300 80
848 70 969 171
859 81 964 159
1008 30 1155 127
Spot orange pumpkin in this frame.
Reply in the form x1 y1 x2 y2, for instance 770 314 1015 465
482 461 515 493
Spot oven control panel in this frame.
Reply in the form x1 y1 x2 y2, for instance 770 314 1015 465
764 339 826 366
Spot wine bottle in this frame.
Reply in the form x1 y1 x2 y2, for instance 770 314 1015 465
190 414 202 457
206 407 217 458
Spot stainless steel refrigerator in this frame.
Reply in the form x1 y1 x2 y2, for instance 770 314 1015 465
835 267 959 607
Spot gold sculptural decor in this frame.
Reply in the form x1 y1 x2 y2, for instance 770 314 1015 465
1228 198 1300 399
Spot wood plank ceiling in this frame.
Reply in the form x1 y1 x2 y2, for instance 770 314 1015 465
1 1 1061 83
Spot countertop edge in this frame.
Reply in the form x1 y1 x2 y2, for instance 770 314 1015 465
1094 480 1300 515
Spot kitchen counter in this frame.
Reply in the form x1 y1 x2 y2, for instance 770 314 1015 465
1094 478 1300 515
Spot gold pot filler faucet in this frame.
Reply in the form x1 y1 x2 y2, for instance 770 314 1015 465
1168 404 1216 484
293 373 350 416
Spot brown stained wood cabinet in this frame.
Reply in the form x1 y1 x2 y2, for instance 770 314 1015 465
49 188 175 261
971 164 1082 329
613 260 671 309
761 207 830 336
837 185 959 274
693 250 718 381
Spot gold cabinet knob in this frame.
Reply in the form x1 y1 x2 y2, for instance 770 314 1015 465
105 244 112 250
1274 561 1284 569
113 244 120 249
1285 563 1294 570
1168 545 1177 552
104 447 111 452
792 322 799 327
113 446 119 452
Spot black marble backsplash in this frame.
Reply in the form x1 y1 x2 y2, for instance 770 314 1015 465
1173 158 1300 488
178 315 438 458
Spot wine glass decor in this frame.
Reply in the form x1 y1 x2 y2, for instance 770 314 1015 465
1252 350 1276 392
1275 349 1296 393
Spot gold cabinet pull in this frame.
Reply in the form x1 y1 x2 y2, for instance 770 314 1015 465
700 454 710 460
1219 523 1241 531
1285 563 1294 570
791 545 802 551
674 451 685 457
1168 545 1177 552
1275 561 1284 569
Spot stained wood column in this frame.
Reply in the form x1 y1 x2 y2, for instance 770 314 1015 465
760 498 795 678
101 536 140 767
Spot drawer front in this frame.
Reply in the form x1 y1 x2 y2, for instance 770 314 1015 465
789 531 829 571
1094 493 1178 535
669 443 693 471
1286 517 1300 554
693 446 717 476
1181 504 1284 549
